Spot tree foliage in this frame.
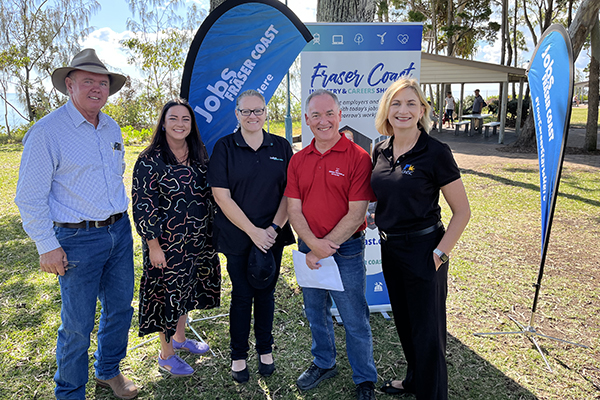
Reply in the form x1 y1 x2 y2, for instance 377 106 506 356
376 0 500 58
119 0 206 125
0 0 99 124
514 0 600 148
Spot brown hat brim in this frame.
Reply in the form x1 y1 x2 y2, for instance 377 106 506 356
51 49 127 96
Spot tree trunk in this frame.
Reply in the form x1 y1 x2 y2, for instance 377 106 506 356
501 0 507 65
446 0 453 56
210 0 226 12
513 0 600 149
1 81 11 137
570 0 600 58
585 17 599 151
431 0 438 53
317 0 377 22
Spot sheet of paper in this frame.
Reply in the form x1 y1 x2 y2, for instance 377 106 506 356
292 250 344 291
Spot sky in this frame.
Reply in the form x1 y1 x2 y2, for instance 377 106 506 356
83 0 592 96
83 0 318 80
2 0 592 128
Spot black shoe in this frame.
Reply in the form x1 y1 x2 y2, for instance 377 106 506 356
296 362 338 391
356 381 376 400
231 366 249 383
258 358 275 377
380 380 413 395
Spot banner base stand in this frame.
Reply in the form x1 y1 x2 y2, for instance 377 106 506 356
331 304 392 324
128 313 228 356
473 314 588 372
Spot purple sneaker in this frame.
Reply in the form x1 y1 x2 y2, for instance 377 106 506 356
172 338 210 354
158 353 194 376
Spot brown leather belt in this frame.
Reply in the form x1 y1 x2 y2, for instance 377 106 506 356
379 221 443 241
54 213 124 229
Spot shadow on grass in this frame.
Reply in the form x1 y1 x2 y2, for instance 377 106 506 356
370 316 537 399
0 229 538 399
462 168 600 208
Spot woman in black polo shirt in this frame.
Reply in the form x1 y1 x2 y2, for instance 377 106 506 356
371 78 470 399
207 90 294 383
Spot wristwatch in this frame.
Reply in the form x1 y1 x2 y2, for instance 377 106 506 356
270 223 282 234
433 248 449 263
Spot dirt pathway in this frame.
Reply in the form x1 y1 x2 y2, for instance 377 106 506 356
434 126 600 171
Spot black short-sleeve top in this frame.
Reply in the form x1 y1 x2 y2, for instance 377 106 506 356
207 128 294 255
371 129 461 233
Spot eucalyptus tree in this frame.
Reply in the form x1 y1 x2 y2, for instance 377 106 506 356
317 0 378 22
377 0 499 58
584 17 598 151
513 0 600 148
0 0 99 124
121 0 206 124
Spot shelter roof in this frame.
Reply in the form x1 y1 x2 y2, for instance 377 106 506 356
420 52 527 84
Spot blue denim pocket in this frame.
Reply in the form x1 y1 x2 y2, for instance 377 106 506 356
335 236 364 259
54 226 81 241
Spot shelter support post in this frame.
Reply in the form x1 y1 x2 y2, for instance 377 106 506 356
459 83 465 118
516 77 525 136
499 81 508 144
437 84 444 131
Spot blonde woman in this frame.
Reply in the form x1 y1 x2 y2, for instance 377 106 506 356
371 79 470 399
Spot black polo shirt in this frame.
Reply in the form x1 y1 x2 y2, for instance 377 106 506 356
207 128 294 255
371 129 460 233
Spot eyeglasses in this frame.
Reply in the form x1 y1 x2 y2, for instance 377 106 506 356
237 108 265 116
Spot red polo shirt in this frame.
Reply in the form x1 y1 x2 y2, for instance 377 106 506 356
285 134 375 239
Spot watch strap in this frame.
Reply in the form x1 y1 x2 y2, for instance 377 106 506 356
270 223 282 234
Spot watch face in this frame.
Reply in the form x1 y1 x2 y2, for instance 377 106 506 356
435 249 448 263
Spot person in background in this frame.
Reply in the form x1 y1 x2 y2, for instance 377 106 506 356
444 92 455 129
372 78 470 399
427 101 438 131
472 89 486 132
342 129 355 142
285 89 378 400
208 89 295 384
132 98 220 377
15 48 138 400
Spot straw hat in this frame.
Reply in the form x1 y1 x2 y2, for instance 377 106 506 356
51 48 127 96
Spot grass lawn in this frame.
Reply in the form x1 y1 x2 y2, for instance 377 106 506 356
1 144 599 399
570 107 600 128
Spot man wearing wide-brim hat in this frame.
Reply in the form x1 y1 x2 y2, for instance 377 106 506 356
15 49 138 399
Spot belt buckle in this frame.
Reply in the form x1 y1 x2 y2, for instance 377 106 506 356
94 220 102 228
379 231 387 241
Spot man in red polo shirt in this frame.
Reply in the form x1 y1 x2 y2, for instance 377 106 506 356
285 89 378 400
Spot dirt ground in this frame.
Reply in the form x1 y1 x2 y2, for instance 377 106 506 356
432 125 600 171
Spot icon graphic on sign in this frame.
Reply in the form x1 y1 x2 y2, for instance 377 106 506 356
397 34 409 44
313 33 321 45
377 32 387 44
354 33 364 45
374 282 383 292
332 34 344 45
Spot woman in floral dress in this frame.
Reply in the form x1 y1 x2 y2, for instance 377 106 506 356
132 98 220 377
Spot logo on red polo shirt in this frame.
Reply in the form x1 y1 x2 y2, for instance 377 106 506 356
329 167 345 177
401 164 415 175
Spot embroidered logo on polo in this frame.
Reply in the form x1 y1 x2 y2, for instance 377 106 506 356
329 167 345 177
401 164 415 175
269 156 284 162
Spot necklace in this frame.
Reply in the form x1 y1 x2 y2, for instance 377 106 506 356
175 148 189 165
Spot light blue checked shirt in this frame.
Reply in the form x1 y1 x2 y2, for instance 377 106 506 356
15 100 129 255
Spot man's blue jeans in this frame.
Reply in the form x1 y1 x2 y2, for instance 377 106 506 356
299 235 378 385
53 216 134 400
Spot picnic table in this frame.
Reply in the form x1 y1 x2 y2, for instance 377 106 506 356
459 113 492 136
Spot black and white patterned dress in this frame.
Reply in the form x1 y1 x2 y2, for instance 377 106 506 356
132 148 220 340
